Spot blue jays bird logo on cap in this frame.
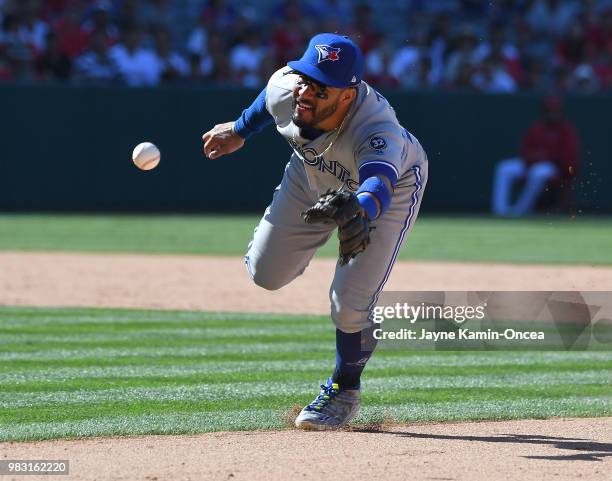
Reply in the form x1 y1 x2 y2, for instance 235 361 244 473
315 44 341 64
288 34 363 88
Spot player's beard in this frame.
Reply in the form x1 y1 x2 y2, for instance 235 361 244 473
292 97 339 129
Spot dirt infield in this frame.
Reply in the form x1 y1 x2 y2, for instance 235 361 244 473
1 251 611 481
1 251 611 313
1 418 610 481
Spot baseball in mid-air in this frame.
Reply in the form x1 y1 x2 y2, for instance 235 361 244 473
132 142 160 170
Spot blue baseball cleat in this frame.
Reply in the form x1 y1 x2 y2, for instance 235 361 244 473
295 378 361 430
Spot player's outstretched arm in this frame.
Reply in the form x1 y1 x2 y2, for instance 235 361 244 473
202 88 274 160
202 122 245 159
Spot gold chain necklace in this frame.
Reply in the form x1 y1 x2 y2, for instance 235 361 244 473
293 110 351 159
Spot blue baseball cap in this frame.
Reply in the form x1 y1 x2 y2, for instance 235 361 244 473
287 33 364 88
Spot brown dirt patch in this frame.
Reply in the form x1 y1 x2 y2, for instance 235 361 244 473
1 251 611 480
1 418 610 481
1 251 611 314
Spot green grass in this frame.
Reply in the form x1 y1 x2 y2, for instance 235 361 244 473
0 214 611 264
0 307 610 441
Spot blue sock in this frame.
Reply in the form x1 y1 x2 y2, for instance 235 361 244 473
332 325 378 390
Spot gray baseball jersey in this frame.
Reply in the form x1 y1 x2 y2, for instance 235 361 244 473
265 66 427 194
245 66 429 333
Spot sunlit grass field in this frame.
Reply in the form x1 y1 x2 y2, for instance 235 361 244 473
0 214 610 264
0 307 610 441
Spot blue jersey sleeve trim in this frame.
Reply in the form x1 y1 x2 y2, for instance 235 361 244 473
233 88 274 139
359 160 399 187
357 176 393 219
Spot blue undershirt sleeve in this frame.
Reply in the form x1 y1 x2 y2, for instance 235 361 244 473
357 176 393 220
232 88 275 139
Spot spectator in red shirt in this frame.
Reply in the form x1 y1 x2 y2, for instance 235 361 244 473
365 32 399 89
492 96 580 216
52 4 89 58
345 3 378 55
43 0 80 18
586 6 612 58
593 50 612 89
270 18 305 68
0 44 14 81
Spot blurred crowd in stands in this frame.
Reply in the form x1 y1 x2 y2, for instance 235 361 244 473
1 0 612 93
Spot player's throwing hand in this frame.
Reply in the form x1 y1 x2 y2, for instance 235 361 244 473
202 122 245 159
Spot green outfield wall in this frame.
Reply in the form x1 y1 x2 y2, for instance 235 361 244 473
1 86 609 212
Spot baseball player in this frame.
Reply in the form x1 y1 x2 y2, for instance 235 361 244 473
202 33 428 430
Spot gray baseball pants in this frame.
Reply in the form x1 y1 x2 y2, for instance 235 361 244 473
245 154 427 333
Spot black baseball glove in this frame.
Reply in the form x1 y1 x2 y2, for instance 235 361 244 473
302 189 373 266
